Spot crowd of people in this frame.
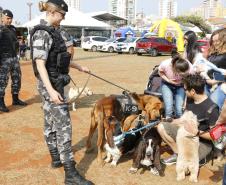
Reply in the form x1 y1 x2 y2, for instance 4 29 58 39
158 29 226 184
0 0 225 184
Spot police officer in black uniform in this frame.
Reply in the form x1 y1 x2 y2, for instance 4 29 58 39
0 9 27 112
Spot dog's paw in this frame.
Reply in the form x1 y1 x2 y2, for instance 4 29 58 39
189 175 198 183
176 175 185 181
150 167 159 176
129 167 138 174
110 161 117 166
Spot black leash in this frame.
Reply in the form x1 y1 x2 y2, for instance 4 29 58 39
87 72 131 93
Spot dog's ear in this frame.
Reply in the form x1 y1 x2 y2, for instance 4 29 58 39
145 102 163 121
132 139 146 169
105 128 115 148
153 144 164 176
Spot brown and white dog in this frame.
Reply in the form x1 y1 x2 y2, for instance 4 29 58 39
64 85 93 111
176 111 199 182
104 114 146 166
129 127 163 176
86 93 163 166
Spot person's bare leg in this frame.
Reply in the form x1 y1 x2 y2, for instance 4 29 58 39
157 123 178 153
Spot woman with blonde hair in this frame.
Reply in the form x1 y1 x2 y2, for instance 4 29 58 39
30 0 93 184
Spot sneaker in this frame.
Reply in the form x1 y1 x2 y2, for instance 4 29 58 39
161 153 177 166
162 117 173 122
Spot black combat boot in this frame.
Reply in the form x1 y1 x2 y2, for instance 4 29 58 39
12 94 27 106
64 161 94 185
0 97 9 112
49 148 63 168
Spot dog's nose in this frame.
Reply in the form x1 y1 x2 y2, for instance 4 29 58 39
146 151 152 156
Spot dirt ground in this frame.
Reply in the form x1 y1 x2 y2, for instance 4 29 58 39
0 48 225 185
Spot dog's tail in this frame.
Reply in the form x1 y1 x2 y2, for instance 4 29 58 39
96 104 105 149
86 105 98 150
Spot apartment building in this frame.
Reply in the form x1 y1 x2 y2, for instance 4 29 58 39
159 0 177 18
109 0 136 25
65 0 80 10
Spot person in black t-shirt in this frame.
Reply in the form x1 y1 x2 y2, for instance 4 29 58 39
157 74 219 166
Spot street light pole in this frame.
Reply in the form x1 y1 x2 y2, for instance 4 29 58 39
27 2 33 21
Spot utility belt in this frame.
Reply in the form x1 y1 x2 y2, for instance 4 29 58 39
0 53 16 59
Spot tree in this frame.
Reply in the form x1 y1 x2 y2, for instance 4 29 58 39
173 15 211 34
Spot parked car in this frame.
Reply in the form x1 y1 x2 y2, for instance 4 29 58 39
116 37 141 54
81 36 108 52
197 39 210 57
98 37 127 53
72 38 81 47
136 37 177 56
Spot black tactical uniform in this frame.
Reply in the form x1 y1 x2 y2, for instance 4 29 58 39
0 9 27 112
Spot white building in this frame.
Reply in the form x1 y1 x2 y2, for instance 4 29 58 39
65 0 80 11
109 0 136 25
159 0 177 18
203 0 219 19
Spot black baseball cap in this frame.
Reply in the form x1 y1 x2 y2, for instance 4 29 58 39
47 0 68 13
3 9 13 18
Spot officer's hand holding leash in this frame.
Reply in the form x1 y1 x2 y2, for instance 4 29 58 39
70 61 90 73
79 66 90 73
49 88 64 104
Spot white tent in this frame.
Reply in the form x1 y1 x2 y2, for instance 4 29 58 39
22 7 110 28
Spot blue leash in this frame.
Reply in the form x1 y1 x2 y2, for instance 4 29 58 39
114 120 160 145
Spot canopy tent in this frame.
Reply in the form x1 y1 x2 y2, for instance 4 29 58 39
22 7 110 28
142 31 158 37
150 19 184 52
114 27 135 38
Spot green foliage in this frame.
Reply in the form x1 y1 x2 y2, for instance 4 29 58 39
173 15 212 34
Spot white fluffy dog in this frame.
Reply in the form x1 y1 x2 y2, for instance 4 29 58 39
64 85 93 111
176 111 199 183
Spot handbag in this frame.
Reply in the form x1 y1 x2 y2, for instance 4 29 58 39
209 123 226 150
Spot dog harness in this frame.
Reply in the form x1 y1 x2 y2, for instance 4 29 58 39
115 92 140 116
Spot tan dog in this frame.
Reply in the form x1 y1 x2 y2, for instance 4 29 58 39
176 111 199 183
64 85 93 111
86 93 163 166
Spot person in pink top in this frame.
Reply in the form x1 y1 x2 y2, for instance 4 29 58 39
158 54 192 121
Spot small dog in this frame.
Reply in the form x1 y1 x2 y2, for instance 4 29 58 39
64 85 93 111
129 127 163 176
176 111 199 182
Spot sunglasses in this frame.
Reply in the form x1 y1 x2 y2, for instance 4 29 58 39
57 11 65 18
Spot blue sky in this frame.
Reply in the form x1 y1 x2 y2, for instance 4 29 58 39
0 0 225 24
